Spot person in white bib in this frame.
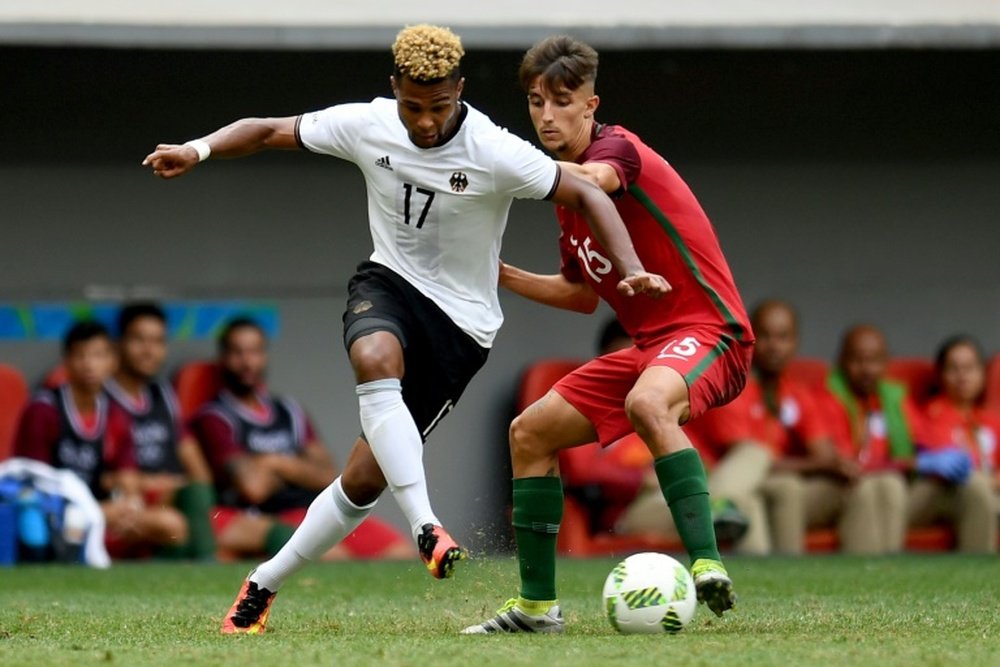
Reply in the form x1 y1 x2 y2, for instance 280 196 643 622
143 24 668 635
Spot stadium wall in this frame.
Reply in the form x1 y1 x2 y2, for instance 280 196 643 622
2 47 998 546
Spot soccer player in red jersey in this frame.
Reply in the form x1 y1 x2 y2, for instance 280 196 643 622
464 36 753 634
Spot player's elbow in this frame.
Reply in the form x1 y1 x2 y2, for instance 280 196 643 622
558 170 607 212
570 292 600 314
233 465 275 505
564 283 599 313
237 481 272 506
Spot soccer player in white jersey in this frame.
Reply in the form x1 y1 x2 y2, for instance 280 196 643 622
143 24 668 634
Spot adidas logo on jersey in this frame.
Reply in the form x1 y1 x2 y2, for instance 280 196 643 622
375 155 393 170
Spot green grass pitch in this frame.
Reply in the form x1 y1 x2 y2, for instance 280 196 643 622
2 556 998 666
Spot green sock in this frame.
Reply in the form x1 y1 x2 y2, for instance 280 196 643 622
174 482 217 561
654 449 720 563
512 476 563 603
264 522 296 557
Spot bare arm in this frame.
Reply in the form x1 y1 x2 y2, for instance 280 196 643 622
548 166 669 298
498 260 599 313
558 160 622 194
773 437 859 480
141 116 300 179
177 436 214 484
227 456 285 507
258 443 338 492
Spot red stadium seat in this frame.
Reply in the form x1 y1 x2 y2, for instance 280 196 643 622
886 357 936 404
173 360 223 421
904 526 955 552
0 365 29 461
784 357 830 391
805 528 839 554
984 353 1000 414
556 497 684 557
516 359 582 412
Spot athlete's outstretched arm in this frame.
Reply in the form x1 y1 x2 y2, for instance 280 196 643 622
498 260 599 313
142 116 300 179
557 160 621 194
549 166 670 298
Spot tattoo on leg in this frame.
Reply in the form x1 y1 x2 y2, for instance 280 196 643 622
545 467 557 478
525 394 549 419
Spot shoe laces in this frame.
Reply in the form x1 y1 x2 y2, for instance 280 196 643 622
496 598 519 615
234 582 272 622
417 524 438 557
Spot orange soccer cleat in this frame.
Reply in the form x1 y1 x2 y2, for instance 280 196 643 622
220 577 277 634
417 523 467 579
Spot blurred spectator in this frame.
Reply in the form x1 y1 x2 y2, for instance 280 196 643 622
670 300 838 554
15 321 187 556
105 303 216 560
810 325 915 554
189 318 412 560
909 335 997 552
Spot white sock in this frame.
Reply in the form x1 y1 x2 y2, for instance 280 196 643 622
357 378 439 540
250 477 374 592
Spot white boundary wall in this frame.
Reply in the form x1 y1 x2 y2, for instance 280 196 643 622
3 1 1000 48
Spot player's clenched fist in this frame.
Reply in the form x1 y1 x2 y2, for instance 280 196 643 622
141 143 201 179
618 272 671 298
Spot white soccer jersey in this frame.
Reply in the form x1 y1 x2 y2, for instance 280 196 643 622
296 97 559 347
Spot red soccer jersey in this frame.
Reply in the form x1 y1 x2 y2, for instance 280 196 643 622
14 386 136 497
920 396 1000 471
818 388 923 472
556 124 752 347
694 372 829 459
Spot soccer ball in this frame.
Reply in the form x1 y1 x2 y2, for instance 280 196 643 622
602 552 697 634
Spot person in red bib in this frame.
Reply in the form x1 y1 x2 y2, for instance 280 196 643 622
106 302 217 560
189 318 413 562
15 321 187 556
910 335 997 552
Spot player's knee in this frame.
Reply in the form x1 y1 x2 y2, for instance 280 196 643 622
349 337 403 381
961 474 993 506
882 474 907 507
341 469 385 506
849 477 878 507
509 413 548 464
624 389 679 436
162 510 189 545
767 474 804 505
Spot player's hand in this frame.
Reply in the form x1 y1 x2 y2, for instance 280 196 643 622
833 456 861 482
617 272 671 298
104 495 144 538
142 143 200 179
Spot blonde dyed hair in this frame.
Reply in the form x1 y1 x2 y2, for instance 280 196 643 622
392 24 464 82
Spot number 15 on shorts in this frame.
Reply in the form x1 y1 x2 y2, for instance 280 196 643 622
657 336 701 361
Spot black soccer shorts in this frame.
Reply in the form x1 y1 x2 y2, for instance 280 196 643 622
342 260 489 440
